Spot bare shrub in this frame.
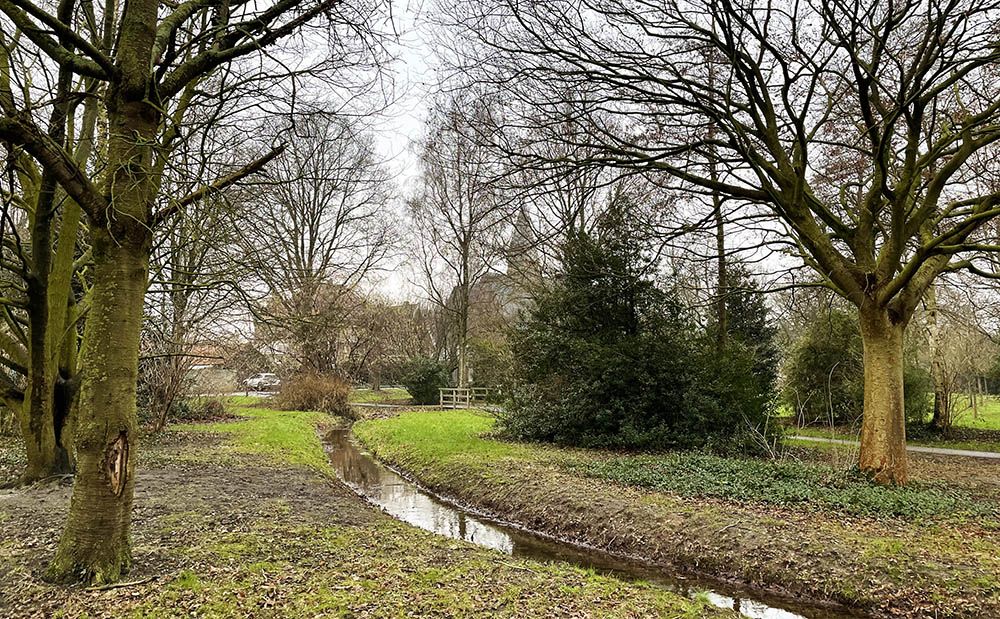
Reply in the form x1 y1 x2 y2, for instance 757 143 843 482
275 374 352 417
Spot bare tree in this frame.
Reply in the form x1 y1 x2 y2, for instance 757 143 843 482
240 114 395 375
440 0 1000 483
410 93 513 387
0 0 388 583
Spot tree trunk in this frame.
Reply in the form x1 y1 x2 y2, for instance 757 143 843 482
20 296 77 482
19 374 62 482
927 284 951 432
46 0 157 581
47 228 148 584
457 278 471 388
858 306 908 485
971 383 979 419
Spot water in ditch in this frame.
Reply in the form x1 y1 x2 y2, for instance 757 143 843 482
324 428 863 619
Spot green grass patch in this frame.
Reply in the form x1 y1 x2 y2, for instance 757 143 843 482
355 409 529 465
348 387 411 404
181 406 333 476
792 426 859 441
129 518 723 619
170 569 204 592
951 396 1000 431
792 424 1000 454
361 410 992 520
219 395 267 407
575 452 989 519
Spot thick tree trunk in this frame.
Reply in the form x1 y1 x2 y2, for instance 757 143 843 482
47 228 148 583
47 0 157 582
858 307 908 485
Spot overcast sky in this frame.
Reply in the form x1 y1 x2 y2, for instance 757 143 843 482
361 0 436 300
372 0 434 189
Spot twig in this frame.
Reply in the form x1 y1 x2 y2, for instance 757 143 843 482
498 561 537 573
86 576 156 591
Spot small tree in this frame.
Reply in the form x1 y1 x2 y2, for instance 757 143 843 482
410 92 513 387
401 357 450 405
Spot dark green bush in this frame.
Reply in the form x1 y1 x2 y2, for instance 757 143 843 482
499 225 777 453
275 374 351 417
782 309 930 427
468 337 513 396
401 357 450 405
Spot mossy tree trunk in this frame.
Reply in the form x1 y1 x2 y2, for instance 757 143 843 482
48 0 158 581
47 228 149 583
20 201 84 483
858 305 908 485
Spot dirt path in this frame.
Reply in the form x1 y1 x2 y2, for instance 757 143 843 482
0 420 727 618
0 431 376 617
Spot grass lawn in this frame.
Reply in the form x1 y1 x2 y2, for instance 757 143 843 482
348 387 411 404
949 395 1000 431
356 409 1000 618
783 394 1000 453
0 404 723 618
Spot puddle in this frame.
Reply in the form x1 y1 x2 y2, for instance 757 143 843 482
324 427 862 619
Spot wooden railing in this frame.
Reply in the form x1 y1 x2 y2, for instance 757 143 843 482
439 387 491 409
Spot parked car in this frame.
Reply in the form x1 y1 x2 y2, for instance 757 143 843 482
244 372 281 391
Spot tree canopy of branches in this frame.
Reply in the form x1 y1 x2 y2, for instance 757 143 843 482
441 0 1000 483
0 0 388 583
240 114 394 375
410 93 513 387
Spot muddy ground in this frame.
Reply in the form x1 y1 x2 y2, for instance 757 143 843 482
0 421 724 618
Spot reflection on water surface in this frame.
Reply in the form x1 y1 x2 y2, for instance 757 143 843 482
325 427 862 619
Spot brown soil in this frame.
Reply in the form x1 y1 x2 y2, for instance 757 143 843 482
0 431 377 617
0 426 726 619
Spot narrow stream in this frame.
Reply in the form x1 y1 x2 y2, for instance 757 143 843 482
324 428 862 619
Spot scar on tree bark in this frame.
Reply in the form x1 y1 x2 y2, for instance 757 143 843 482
105 431 129 496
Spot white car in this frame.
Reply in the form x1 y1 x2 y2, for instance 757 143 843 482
244 373 281 391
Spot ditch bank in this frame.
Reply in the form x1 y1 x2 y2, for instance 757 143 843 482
354 410 1000 619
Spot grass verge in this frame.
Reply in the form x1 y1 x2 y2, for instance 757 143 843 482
181 405 333 475
356 409 1000 618
792 424 1000 454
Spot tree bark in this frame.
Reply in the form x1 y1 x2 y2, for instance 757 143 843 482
926 284 951 432
49 0 157 579
858 306 908 485
47 227 148 583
